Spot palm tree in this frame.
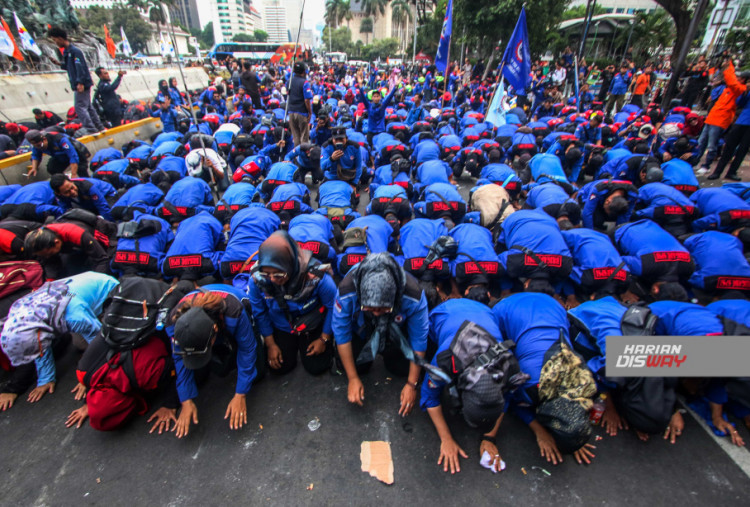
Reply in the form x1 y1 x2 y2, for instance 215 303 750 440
361 0 389 22
325 0 352 28
391 0 412 52
360 16 374 45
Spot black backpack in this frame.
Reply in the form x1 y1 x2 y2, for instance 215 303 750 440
100 277 191 354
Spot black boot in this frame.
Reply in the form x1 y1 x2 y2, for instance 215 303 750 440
707 171 722 180
726 172 742 181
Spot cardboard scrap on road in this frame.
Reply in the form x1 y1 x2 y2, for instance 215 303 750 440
360 441 394 485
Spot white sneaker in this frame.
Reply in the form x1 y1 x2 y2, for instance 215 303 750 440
696 167 709 176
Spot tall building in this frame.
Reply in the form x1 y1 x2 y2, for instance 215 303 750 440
346 0 414 51
701 0 750 53
265 1 289 43
69 0 118 8
171 0 219 31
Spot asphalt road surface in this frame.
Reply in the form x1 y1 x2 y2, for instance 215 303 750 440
2 171 750 506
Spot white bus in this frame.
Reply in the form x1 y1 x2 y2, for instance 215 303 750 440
327 52 348 63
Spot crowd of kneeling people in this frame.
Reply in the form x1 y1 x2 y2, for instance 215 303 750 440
2 68 750 475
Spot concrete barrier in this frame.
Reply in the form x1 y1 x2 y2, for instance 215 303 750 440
0 117 163 186
0 67 209 123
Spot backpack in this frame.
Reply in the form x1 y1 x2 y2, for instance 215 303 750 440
100 278 189 355
0 260 44 300
434 321 528 407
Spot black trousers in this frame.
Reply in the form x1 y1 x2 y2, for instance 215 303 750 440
713 123 750 177
270 327 333 376
47 154 89 178
345 333 411 377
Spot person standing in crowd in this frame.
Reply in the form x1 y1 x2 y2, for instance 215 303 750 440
462 58 472 86
606 63 631 115
287 62 313 147
697 58 749 176
94 68 126 128
630 64 652 108
597 64 615 103
240 62 262 109
681 59 709 108
47 27 105 133
709 89 750 181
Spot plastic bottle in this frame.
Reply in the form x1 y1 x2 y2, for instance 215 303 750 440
155 307 169 331
589 394 607 425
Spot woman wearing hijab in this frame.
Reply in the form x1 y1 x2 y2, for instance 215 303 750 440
247 231 337 375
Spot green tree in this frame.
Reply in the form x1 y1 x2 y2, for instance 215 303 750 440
254 29 269 42
361 0 389 20
454 0 570 59
654 0 711 66
322 25 354 52
367 37 400 60
200 21 215 49
325 0 353 27
111 6 154 53
561 3 606 21
233 33 255 42
360 16 374 45
391 0 412 51
611 9 675 63
78 6 110 39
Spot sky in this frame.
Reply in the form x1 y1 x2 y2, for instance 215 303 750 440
304 0 326 30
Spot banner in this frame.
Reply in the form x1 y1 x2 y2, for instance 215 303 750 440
14 12 41 56
500 7 531 93
120 26 132 57
0 17 23 61
485 80 506 127
434 0 453 73
104 25 116 58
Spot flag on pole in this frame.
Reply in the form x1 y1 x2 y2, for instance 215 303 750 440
103 25 116 58
120 26 132 57
485 80 507 127
574 55 580 111
500 7 531 92
0 17 23 61
13 12 41 56
434 0 453 73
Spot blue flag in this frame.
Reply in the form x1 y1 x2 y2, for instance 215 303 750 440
501 7 531 92
434 0 453 73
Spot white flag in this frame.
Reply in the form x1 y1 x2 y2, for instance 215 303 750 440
0 18 15 57
120 26 132 57
13 12 40 56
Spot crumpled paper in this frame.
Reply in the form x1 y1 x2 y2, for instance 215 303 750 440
360 441 394 484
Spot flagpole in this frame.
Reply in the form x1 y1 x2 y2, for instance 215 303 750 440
284 0 308 124
441 0 453 108
162 4 220 202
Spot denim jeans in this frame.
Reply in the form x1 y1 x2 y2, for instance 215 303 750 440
697 124 725 167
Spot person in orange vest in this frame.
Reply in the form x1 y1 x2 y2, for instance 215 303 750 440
697 58 750 176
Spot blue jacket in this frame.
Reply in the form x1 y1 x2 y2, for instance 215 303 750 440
707 299 750 327
562 228 629 287
405 105 428 125
169 284 257 402
57 178 116 221
0 184 21 205
220 182 258 209
547 139 583 182
613 219 692 279
285 145 319 169
151 106 178 133
525 183 577 218
332 263 428 352
163 211 224 276
318 180 355 208
336 215 395 274
449 223 499 276
414 183 465 220
529 153 569 185
359 87 397 134
111 211 174 276
685 231 750 291
412 140 441 166
3 181 63 217
661 159 699 194
657 136 701 165
154 155 188 180
608 71 631 95
494 293 571 424
288 213 337 263
90 147 123 169
95 159 140 189
575 122 602 148
721 182 750 204
420 299 503 410
163 177 214 211
691 187 750 232
649 301 724 336
477 164 522 195
568 296 628 378
248 267 337 336
222 207 281 275
62 44 93 89
321 142 362 183
416 160 452 185
31 133 80 165
266 182 312 214
578 179 638 231
399 218 450 263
